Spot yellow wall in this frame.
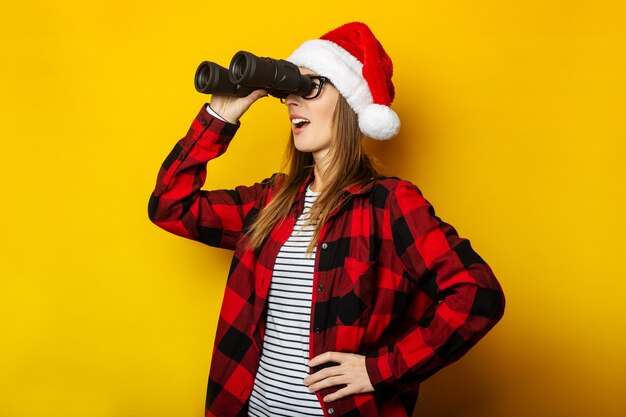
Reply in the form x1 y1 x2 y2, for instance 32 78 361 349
1 1 624 416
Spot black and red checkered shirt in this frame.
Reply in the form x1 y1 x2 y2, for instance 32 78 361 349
148 106 505 417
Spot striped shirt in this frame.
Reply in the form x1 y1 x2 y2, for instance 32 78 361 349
248 184 324 417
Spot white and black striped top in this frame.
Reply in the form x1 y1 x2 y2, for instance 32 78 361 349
248 184 324 417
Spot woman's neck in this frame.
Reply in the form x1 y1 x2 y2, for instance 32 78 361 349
311 165 327 193
311 152 331 193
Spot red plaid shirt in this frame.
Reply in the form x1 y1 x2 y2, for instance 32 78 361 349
148 106 505 417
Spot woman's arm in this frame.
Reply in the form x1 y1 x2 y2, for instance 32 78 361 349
148 100 278 250
305 180 504 401
364 181 505 392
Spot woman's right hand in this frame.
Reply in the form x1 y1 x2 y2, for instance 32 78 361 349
209 89 268 124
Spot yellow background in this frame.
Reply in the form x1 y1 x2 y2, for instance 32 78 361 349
1 1 624 416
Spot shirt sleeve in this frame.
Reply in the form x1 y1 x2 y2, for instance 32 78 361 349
365 181 505 392
148 104 280 250
205 103 228 122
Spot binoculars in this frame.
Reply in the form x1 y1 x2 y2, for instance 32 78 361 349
194 51 313 99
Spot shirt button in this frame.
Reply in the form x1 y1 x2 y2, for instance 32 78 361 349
328 408 335 414
321 243 328 249
314 327 321 334
201 118 208 126
317 284 324 292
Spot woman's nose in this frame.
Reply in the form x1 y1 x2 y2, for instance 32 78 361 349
282 94 300 106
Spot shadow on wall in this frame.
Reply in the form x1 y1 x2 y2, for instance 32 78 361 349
413 344 502 417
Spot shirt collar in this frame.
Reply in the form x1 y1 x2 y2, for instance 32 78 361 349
294 172 376 201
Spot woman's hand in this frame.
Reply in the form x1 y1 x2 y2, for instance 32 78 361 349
304 352 374 402
209 89 268 124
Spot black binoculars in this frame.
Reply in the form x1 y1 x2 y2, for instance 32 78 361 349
194 51 313 99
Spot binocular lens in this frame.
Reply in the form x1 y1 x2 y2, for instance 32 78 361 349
229 53 253 85
194 61 228 94
194 61 253 96
229 51 267 86
194 62 211 93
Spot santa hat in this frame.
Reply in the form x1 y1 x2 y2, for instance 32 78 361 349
287 22 400 140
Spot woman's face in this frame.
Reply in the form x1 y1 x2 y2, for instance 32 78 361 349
283 68 339 161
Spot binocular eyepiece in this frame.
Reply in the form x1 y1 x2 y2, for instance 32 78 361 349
194 51 313 99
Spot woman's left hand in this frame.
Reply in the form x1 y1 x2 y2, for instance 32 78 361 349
304 352 374 402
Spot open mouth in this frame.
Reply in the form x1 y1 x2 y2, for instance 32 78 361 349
291 118 310 130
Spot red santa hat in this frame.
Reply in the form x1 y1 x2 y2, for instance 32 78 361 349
287 22 400 140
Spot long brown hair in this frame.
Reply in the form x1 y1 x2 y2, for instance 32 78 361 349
245 94 380 254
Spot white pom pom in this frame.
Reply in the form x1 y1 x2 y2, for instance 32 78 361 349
358 104 400 140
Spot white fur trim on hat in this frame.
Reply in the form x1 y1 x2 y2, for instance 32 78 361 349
287 39 400 140
359 104 400 140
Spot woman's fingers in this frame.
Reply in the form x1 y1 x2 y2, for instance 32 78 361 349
304 352 374 401
322 386 353 402
308 351 341 367
209 89 268 123
309 375 348 392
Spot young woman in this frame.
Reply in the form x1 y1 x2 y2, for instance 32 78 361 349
149 22 504 417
